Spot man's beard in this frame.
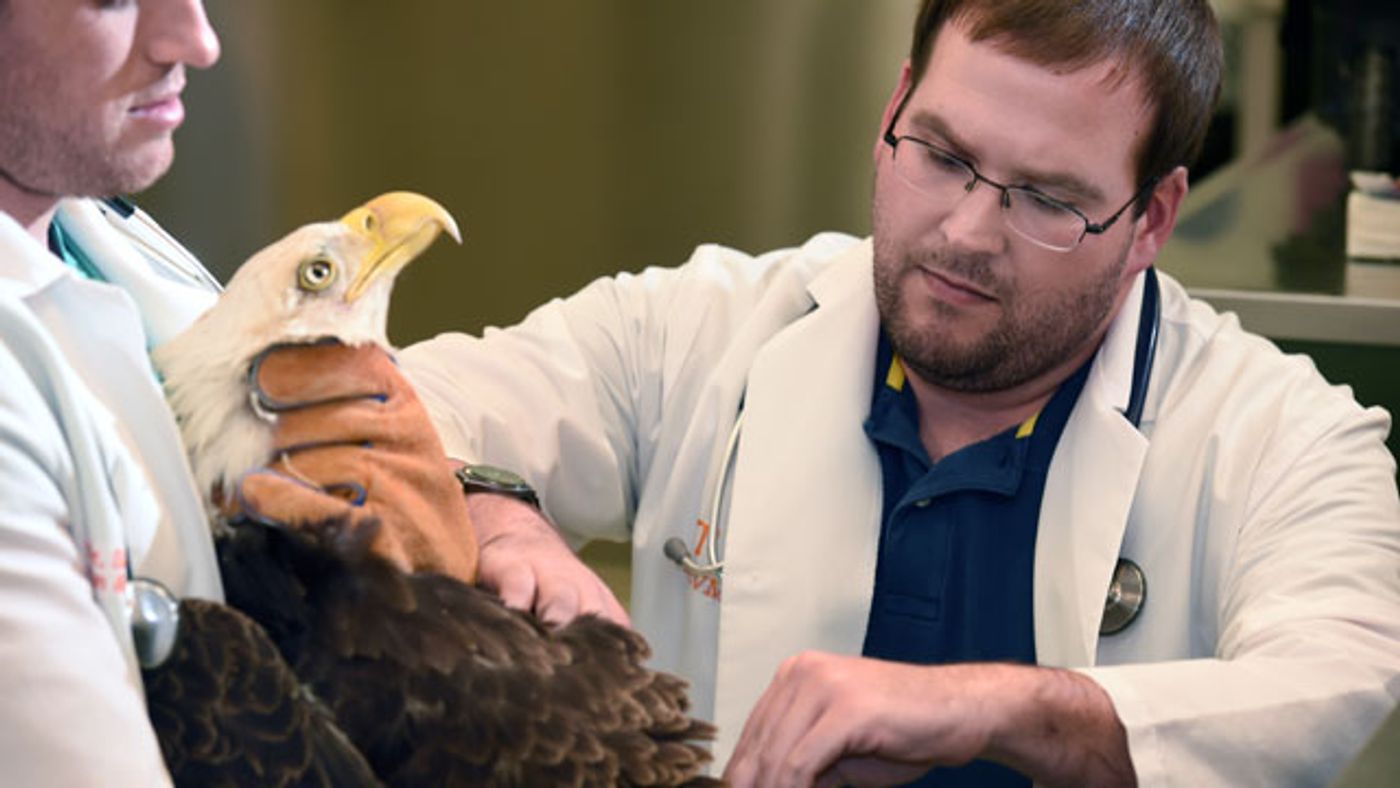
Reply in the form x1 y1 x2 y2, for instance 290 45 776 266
873 235 1128 393
0 116 170 200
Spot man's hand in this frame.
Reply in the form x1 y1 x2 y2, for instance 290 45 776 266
230 342 478 584
723 653 1134 788
466 490 630 628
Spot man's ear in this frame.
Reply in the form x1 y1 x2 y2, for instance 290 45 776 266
1126 165 1188 275
874 61 915 164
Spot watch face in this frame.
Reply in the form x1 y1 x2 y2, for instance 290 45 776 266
466 464 527 488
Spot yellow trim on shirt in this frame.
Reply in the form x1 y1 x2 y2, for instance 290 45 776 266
887 354 1039 438
886 356 907 391
1016 413 1039 439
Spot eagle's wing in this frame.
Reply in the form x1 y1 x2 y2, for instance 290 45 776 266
215 519 720 787
142 597 382 788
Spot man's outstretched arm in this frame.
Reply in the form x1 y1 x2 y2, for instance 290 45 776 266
724 654 1133 788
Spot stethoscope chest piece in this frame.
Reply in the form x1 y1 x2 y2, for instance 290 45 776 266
1100 558 1146 636
131 576 181 669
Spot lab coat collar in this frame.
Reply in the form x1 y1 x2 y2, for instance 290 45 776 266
805 235 873 309
54 198 216 348
0 209 69 297
1034 269 1152 667
1091 270 1152 424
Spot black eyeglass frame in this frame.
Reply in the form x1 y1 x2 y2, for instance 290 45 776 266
881 91 1161 252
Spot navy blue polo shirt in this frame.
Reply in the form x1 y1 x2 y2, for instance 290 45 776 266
861 332 1091 788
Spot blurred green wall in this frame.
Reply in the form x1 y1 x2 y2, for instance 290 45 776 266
143 1 917 343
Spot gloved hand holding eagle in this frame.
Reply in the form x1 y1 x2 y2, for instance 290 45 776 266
145 192 717 787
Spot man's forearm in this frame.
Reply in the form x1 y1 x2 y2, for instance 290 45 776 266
465 489 559 545
985 665 1135 787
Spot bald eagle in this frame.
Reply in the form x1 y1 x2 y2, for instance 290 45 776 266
145 193 717 786
154 192 461 507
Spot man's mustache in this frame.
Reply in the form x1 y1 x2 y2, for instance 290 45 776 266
907 247 1004 300
130 66 187 107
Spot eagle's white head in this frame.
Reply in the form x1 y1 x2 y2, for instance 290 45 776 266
153 191 460 510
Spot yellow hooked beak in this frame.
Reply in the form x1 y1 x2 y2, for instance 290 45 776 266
340 191 462 302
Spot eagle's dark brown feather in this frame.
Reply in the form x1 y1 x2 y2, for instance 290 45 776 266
142 596 381 787
148 517 718 787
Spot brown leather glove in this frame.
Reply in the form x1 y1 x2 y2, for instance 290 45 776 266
229 341 478 583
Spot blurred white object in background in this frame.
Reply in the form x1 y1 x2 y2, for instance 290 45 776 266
1347 172 1400 263
1346 171 1400 300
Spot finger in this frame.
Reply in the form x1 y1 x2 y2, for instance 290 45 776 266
266 445 446 507
543 565 629 627
251 341 404 408
526 551 624 627
234 468 354 527
536 581 581 627
727 666 796 783
270 389 441 455
779 714 858 788
486 560 540 613
738 656 829 787
590 579 632 628
576 574 631 627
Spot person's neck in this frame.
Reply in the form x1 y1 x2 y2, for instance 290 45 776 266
0 178 63 244
904 334 1105 464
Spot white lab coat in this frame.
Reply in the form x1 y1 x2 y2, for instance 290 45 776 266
402 233 1400 784
0 199 220 786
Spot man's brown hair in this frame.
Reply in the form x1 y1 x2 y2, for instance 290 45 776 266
909 0 1223 195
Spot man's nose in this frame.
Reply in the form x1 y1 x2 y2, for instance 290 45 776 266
145 0 222 70
937 180 1008 258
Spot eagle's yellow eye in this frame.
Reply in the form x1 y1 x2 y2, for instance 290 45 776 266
297 258 337 292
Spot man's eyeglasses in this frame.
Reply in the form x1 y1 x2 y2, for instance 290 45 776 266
882 96 1159 253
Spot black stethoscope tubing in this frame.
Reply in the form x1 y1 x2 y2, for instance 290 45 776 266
1124 266 1160 431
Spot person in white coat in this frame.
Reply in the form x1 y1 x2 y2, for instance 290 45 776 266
0 2 223 782
399 0 1400 785
0 0 617 784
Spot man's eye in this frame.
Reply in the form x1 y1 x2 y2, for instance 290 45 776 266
1022 190 1076 217
925 147 970 175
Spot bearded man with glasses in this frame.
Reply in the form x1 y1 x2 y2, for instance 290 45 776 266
401 1 1400 785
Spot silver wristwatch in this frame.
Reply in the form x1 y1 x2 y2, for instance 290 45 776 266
454 463 540 509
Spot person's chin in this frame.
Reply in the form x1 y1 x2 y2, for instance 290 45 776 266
902 293 998 349
111 140 176 193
